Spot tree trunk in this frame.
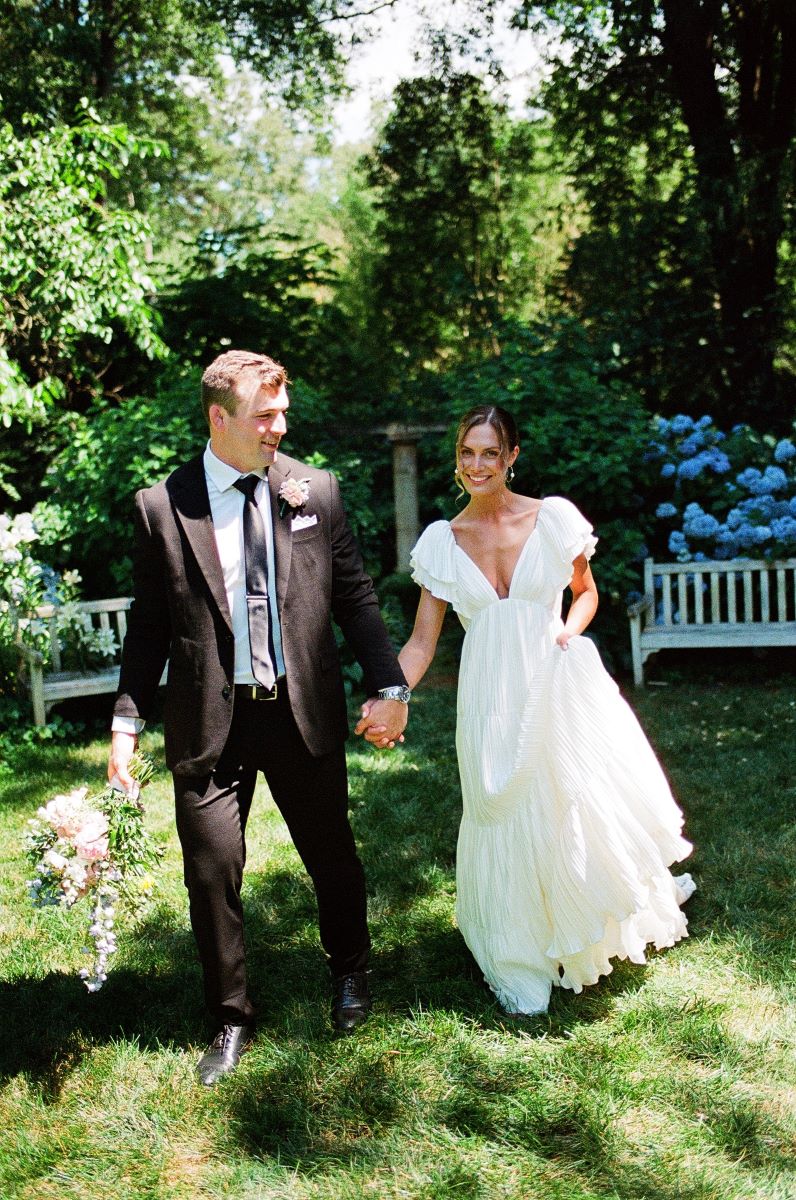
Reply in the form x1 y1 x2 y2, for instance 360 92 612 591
660 0 796 427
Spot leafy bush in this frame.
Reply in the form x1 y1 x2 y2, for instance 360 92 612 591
416 321 653 663
33 365 205 594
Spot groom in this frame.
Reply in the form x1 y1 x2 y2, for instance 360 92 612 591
108 349 409 1085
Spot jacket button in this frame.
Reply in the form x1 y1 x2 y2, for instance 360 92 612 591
222 684 231 700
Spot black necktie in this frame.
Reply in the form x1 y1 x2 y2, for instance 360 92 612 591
233 475 276 689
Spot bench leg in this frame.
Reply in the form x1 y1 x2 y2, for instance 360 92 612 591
629 615 644 687
30 662 46 726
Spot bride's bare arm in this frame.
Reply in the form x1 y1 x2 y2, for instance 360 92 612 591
399 588 449 688
354 588 447 739
556 554 599 649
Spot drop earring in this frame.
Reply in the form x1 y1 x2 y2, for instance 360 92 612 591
453 466 466 505
506 466 515 484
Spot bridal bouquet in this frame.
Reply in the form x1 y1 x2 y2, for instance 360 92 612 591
24 754 163 991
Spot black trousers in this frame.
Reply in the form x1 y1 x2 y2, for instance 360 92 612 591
173 686 370 1026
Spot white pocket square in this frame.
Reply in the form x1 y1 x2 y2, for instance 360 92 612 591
291 513 318 530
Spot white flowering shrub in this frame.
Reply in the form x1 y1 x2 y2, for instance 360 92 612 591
644 416 796 564
0 512 117 702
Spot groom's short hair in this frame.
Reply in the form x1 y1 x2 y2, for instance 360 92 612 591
201 350 289 423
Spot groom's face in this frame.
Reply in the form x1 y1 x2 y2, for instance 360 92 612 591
210 382 289 474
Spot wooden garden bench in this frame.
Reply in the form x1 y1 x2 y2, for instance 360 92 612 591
628 557 796 686
15 597 164 725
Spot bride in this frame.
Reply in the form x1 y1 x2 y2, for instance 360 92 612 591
390 404 695 1015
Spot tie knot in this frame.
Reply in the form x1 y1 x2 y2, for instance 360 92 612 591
234 475 260 501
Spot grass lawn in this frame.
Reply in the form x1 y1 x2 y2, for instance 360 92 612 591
0 651 794 1199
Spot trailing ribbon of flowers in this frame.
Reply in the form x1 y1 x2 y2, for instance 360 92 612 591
278 476 311 518
24 754 162 991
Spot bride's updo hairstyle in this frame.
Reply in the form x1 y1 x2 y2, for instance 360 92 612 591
455 405 520 467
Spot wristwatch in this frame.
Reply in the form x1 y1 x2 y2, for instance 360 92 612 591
378 685 412 704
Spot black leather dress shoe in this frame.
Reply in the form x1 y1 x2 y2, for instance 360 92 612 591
332 971 372 1033
196 1023 254 1086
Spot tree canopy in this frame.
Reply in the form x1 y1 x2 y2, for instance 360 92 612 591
516 0 796 426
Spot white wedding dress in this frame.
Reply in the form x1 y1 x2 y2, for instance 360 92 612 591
410 496 694 1014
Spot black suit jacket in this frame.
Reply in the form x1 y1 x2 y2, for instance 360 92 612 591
114 451 406 775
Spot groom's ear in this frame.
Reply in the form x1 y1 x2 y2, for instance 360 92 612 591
209 403 228 431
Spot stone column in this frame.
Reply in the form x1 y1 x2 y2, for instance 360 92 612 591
382 423 447 572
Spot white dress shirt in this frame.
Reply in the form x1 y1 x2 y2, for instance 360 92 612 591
112 442 285 735
203 442 285 685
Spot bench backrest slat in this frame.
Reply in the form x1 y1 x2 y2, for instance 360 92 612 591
710 574 721 622
743 570 754 621
727 570 737 622
48 615 61 672
760 571 770 621
677 573 688 624
662 575 673 625
693 572 705 624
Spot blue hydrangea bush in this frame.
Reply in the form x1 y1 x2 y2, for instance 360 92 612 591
644 416 796 564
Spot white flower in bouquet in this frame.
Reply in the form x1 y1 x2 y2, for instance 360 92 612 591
25 754 162 991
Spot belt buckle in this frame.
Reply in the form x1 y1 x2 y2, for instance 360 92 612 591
257 682 277 701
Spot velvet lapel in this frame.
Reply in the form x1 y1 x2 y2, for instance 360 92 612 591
268 459 293 611
167 456 233 632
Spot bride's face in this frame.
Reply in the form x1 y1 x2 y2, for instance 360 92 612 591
457 422 518 496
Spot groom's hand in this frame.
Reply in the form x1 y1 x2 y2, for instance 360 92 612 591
355 698 408 749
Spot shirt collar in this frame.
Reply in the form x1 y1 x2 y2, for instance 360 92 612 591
203 441 267 493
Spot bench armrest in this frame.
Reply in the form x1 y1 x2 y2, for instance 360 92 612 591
627 594 654 619
14 634 44 667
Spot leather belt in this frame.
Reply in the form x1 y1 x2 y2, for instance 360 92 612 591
234 681 282 701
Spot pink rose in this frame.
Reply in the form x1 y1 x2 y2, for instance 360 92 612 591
73 812 110 862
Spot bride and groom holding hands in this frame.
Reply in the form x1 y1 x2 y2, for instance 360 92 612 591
108 348 694 1086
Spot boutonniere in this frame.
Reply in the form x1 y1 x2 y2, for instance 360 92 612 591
278 477 311 518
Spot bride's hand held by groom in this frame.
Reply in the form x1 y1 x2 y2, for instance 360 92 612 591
355 697 408 750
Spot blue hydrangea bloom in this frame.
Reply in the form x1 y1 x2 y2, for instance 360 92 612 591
677 456 705 480
695 415 714 430
679 432 705 456
789 497 796 518
668 530 689 554
704 448 731 473
771 515 796 543
731 424 747 434
687 514 721 538
736 467 786 495
671 414 694 434
661 462 676 478
657 417 670 435
763 466 788 492
683 502 704 520
656 502 678 519
714 527 739 558
774 439 795 464
736 467 763 491
740 495 775 518
693 551 707 561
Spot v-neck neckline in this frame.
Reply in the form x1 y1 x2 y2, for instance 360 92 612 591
450 499 546 599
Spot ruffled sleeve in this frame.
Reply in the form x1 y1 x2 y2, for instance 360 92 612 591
410 521 458 605
539 496 598 570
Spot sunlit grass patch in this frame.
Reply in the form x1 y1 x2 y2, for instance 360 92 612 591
0 670 794 1198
